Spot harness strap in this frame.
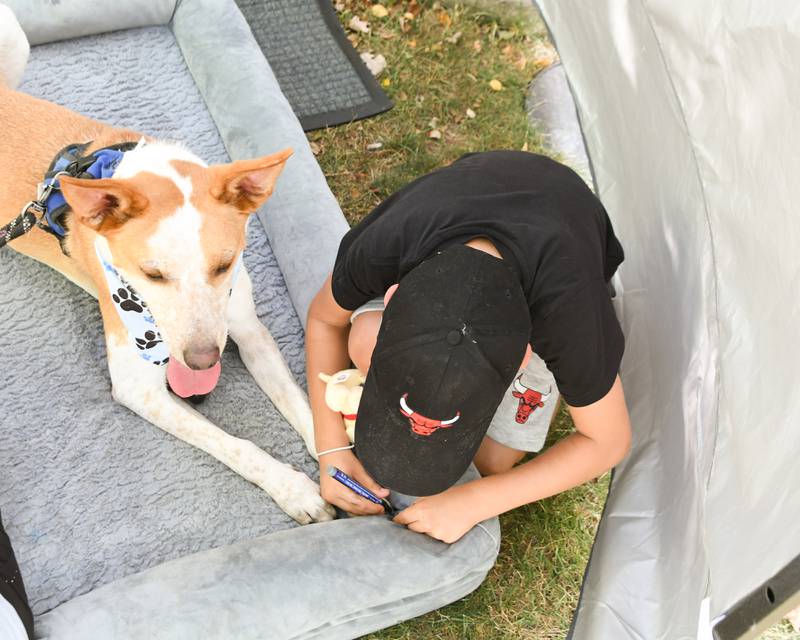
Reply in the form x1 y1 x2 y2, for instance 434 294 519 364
0 140 139 255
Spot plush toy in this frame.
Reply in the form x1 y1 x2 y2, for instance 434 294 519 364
318 369 365 443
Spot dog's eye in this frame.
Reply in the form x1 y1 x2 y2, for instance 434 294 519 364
215 262 232 276
141 268 164 281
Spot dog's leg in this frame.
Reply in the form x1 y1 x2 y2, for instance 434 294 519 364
227 268 319 459
106 333 334 523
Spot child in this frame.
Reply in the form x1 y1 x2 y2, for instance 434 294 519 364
306 151 631 543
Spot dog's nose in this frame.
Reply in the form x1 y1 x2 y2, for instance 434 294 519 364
183 344 220 370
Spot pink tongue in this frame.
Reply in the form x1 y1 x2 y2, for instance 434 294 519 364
167 358 222 398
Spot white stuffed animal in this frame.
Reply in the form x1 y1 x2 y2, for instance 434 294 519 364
318 369 365 443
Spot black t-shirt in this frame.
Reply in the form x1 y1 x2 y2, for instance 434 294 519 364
332 151 625 407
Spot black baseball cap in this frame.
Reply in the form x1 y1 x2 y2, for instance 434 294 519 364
355 243 531 496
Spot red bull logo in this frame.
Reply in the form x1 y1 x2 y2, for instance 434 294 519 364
511 376 551 424
399 393 460 436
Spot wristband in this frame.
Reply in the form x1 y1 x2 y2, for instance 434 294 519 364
316 444 355 457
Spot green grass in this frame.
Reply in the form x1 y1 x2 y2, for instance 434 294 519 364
308 0 555 225
307 2 799 638
759 620 800 640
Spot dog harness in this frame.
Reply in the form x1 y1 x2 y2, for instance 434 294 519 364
0 141 137 252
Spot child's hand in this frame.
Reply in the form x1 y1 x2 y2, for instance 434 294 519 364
393 482 481 544
319 450 390 516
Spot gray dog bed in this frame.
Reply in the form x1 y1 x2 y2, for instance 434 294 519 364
0 1 499 638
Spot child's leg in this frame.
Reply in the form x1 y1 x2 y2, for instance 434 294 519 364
479 350 561 475
347 303 385 372
474 436 526 475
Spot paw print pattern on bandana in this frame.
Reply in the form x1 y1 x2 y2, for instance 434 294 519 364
135 330 162 351
112 287 145 313
95 241 170 367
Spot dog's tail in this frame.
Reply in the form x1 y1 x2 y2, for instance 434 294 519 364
0 4 29 89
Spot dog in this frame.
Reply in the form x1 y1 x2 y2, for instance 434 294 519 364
0 7 333 524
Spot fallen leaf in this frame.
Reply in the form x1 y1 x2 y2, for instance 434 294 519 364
498 30 514 40
370 4 388 18
431 42 442 51
521 141 528 152
428 129 442 140
397 91 408 100
489 78 503 91
403 11 414 20
408 39 417 48
378 28 395 39
309 141 322 155
381 77 391 87
438 10 451 27
472 40 482 53
428 117 438 128
348 15 370 33
367 142 383 150
360 52 387 76
334 1 344 11
466 108 476 118
347 33 359 46
532 42 558 68
446 31 462 44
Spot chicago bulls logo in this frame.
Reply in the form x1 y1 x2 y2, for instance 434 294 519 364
399 393 460 437
511 376 551 424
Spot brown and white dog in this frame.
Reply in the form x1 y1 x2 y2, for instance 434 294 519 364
0 8 333 524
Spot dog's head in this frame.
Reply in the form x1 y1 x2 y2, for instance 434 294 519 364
60 142 291 376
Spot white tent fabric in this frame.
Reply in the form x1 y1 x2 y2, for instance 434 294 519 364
533 2 800 638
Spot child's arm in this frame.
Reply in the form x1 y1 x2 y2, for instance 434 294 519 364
306 276 389 515
393 376 632 543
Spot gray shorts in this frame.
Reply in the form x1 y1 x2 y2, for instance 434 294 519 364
351 299 558 452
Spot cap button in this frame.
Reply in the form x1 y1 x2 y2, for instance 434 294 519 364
446 330 462 345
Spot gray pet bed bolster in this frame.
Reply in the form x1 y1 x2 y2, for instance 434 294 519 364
1 1 500 638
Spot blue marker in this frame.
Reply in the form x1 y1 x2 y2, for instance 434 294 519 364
327 465 394 514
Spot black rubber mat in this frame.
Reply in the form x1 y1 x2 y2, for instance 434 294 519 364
236 0 393 130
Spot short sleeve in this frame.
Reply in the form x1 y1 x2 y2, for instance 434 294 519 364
531 280 624 407
331 235 401 311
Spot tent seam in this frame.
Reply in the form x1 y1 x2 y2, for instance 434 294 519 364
637 0 721 601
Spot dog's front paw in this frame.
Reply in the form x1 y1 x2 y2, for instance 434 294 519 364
267 467 336 525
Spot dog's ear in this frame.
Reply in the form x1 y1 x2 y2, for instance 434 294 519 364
60 177 149 232
210 147 293 214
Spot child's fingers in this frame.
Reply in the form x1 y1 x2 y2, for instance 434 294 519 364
337 490 385 516
352 466 389 498
393 505 419 525
406 519 431 534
